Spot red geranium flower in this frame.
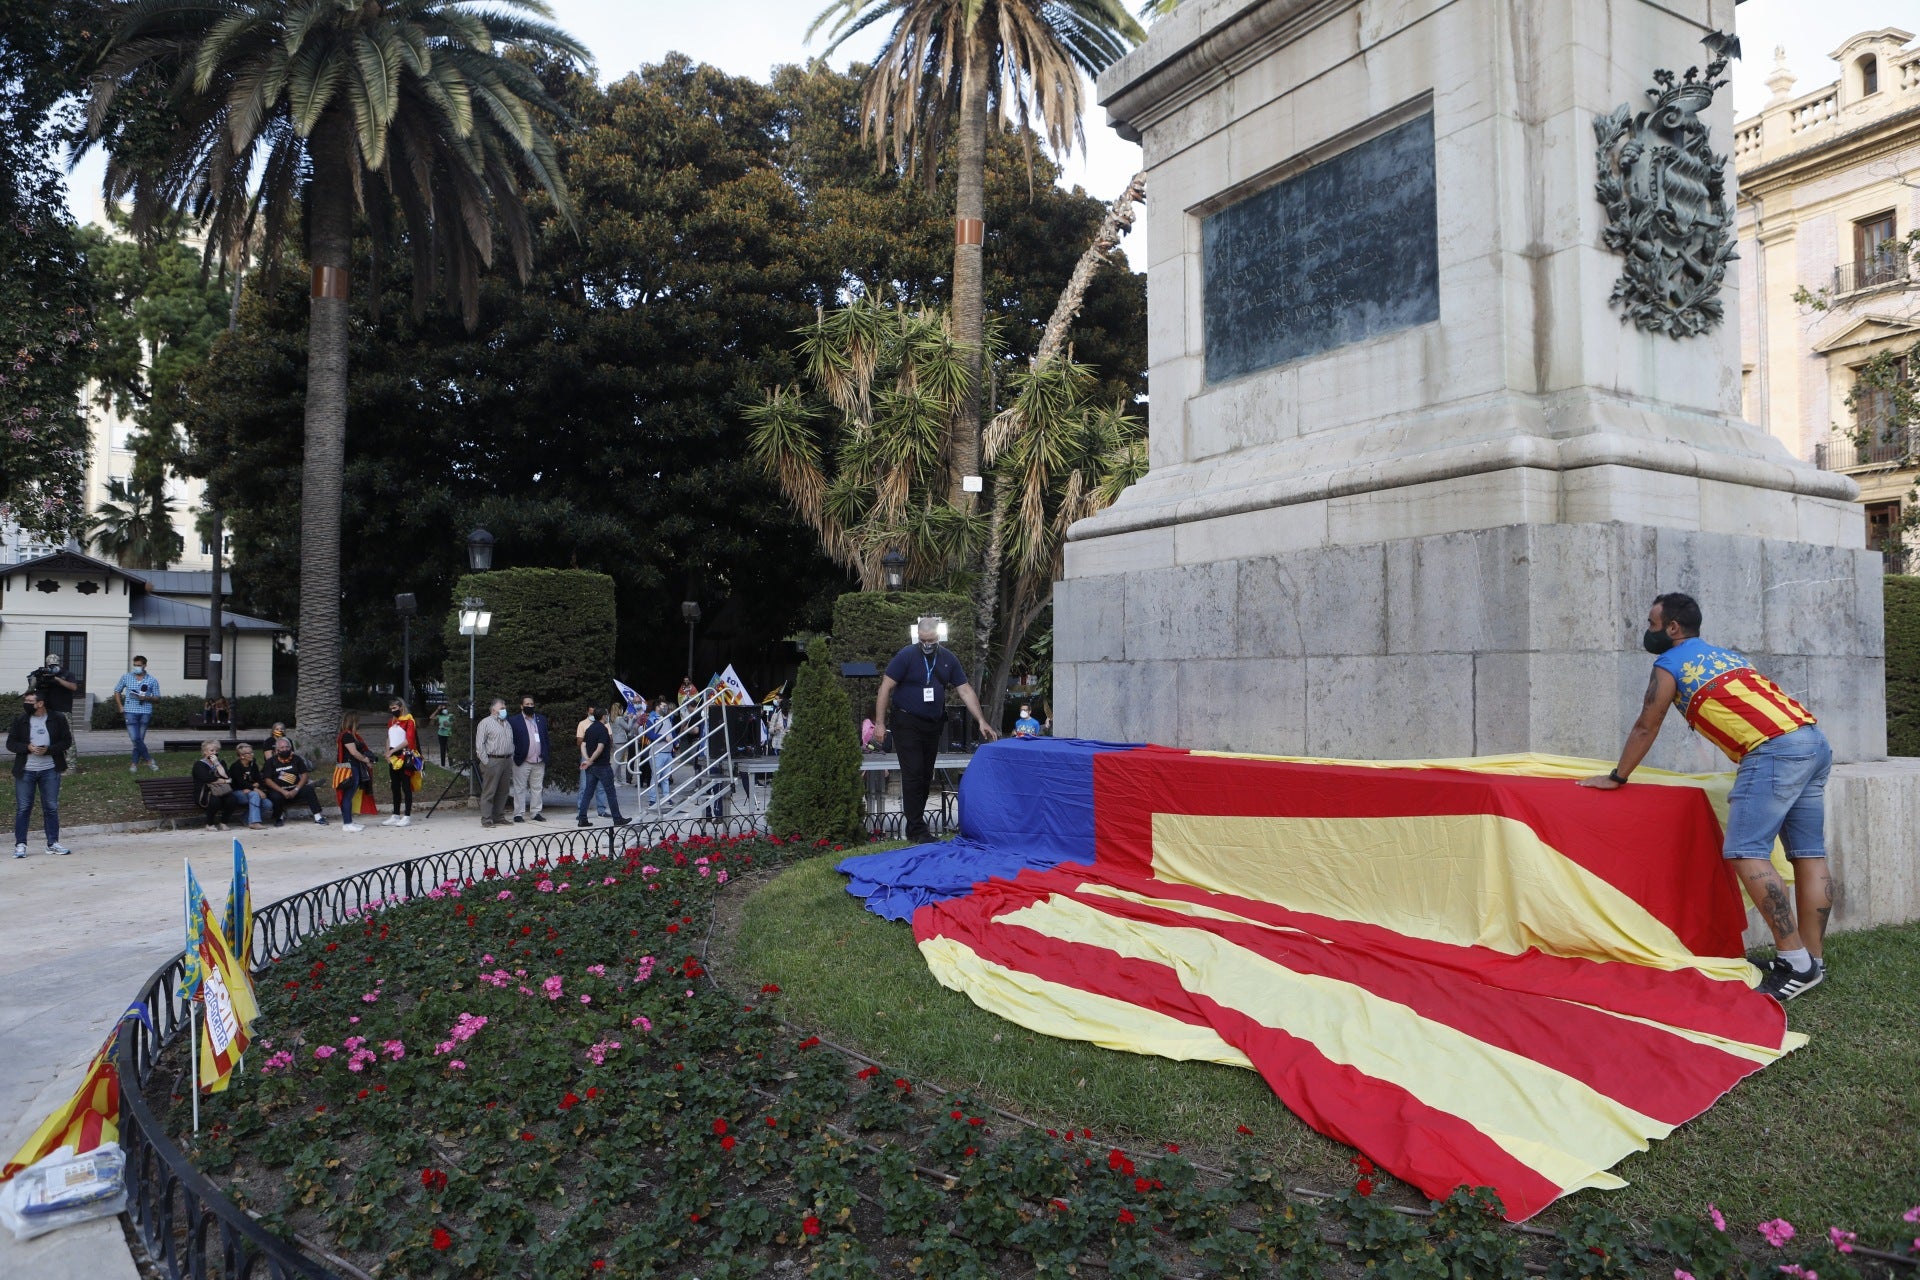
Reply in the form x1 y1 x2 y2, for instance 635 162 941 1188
856 1066 879 1079
950 1110 964 1121
893 1078 911 1092
1164 1142 1180 1152
431 1227 452 1251
1116 1209 1136 1225
1350 1154 1377 1177
1134 1177 1152 1193
720 1135 736 1151
802 1216 821 1236
1356 1177 1376 1197
520 1131 536 1142
761 983 782 993
591 1262 606 1272
560 1092 580 1110
712 1118 729 1135
1236 1124 1253 1135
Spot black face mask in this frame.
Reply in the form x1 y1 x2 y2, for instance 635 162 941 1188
21 704 35 714
521 706 534 714
1642 628 1677 655
918 641 936 654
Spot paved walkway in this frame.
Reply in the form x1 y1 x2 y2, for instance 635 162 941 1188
0 809 543 1277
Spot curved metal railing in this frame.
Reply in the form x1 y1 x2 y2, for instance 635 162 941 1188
111 804 954 1278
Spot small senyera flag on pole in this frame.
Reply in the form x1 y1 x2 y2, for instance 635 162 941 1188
222 838 252 967
188 865 259 1093
1 1022 123 1182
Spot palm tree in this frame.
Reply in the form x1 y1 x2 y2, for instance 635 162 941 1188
86 0 588 749
809 0 1143 512
88 477 185 569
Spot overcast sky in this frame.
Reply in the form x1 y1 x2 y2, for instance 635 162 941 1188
61 0 1906 262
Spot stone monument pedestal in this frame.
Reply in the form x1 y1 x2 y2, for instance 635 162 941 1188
1053 0 1920 932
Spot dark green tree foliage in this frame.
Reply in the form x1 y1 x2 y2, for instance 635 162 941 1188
1888 575 1920 757
830 591 976 675
0 0 97 538
440 568 617 778
768 637 865 842
181 57 1145 696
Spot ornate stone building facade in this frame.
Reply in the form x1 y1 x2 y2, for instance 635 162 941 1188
1735 29 1920 572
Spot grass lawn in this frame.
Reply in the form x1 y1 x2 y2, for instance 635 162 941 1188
722 852 1920 1249
55 751 469 827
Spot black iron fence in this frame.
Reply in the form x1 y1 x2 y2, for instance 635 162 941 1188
112 806 955 1279
1831 252 1913 296
1813 425 1918 472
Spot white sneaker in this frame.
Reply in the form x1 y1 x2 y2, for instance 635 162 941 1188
148 761 160 771
380 815 400 826
47 844 70 856
12 843 24 859
394 815 411 827
342 822 365 833
128 764 138 774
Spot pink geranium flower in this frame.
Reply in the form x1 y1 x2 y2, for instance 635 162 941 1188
1758 1219 1796 1248
1828 1227 1855 1253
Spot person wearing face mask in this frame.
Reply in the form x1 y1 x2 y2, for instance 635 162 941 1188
875 616 999 842
9 692 73 856
575 706 627 827
508 695 550 823
475 698 515 828
113 656 161 773
1580 592 1832 1002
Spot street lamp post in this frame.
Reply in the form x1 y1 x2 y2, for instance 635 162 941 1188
458 597 492 794
882 547 905 595
681 601 701 680
395 592 418 707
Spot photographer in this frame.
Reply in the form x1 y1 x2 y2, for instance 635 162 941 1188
28 654 79 718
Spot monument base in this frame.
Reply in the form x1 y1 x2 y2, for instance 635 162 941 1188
1054 514 1887 771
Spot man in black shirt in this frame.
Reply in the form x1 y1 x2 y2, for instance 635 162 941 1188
575 705 627 827
29 654 79 717
262 737 328 826
875 617 998 841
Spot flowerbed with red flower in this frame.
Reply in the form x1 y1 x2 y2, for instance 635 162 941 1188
162 836 1920 1279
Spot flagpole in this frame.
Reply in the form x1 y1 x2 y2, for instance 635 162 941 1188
186 858 199 1135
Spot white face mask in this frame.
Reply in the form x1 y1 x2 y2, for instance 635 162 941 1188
133 666 145 675
496 708 508 719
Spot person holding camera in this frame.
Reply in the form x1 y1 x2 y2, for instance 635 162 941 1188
112 657 161 773
9 691 73 857
29 654 79 718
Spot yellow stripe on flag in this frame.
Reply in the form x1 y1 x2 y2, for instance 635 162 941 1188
918 935 1254 1069
998 893 1663 1196
1147 812 1752 980
2 1034 118 1182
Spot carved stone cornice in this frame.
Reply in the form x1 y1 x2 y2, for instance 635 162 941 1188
1736 103 1920 196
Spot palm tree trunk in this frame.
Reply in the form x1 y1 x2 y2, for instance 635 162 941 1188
1037 172 1145 363
293 114 353 754
949 30 990 510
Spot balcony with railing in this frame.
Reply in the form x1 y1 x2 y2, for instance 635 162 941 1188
1814 424 1919 472
1831 251 1914 296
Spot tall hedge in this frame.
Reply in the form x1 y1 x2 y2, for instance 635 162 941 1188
1888 575 1920 757
441 568 617 779
767 636 864 842
830 590 976 677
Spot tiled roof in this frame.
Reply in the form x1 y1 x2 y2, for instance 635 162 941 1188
129 594 285 633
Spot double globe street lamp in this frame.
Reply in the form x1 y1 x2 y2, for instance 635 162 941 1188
460 528 495 793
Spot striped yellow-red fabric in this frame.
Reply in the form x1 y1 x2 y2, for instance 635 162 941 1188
1684 668 1816 763
193 892 258 1094
1 1028 120 1181
916 864 1798 1221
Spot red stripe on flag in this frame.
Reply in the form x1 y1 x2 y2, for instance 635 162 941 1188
1024 872 1778 1126
918 886 1568 1219
1090 750 1748 957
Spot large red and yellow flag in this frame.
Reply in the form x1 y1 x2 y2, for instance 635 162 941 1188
2 1025 121 1182
840 741 1801 1222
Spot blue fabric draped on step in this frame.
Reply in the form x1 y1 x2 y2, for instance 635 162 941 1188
834 738 1137 920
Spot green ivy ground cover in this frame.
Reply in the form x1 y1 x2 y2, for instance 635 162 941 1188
167 837 1920 1279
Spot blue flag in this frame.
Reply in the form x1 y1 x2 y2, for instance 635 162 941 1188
613 679 643 715
222 839 252 967
183 864 207 999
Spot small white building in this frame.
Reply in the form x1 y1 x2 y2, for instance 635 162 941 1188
0 550 285 714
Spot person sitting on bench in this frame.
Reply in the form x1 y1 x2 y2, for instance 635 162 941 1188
262 736 328 827
191 740 242 831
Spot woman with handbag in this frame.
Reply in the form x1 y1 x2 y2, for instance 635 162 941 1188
333 711 377 832
382 698 423 827
191 740 242 831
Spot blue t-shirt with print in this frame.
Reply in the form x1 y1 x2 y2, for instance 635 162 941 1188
1652 637 1749 711
114 671 160 715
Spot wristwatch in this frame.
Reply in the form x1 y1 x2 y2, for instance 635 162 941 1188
1608 768 1628 785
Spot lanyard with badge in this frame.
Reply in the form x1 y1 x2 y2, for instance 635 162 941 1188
921 653 938 704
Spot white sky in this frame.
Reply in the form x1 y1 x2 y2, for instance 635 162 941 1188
60 0 1907 264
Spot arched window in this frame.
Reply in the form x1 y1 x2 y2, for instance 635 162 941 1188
1858 54 1879 96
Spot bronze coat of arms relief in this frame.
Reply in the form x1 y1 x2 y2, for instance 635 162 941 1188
1594 56 1738 339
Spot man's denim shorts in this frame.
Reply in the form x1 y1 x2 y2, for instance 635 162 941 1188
1722 724 1832 860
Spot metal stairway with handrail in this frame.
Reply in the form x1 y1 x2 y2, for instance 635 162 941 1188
611 686 737 820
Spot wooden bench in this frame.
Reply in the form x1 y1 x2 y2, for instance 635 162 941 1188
135 776 207 829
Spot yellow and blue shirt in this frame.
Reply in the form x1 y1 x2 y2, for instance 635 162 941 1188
1654 638 1815 763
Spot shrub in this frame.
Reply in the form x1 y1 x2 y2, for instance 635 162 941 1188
829 591 975 676
767 636 864 842
90 694 295 731
440 568 617 779
1888 575 1920 756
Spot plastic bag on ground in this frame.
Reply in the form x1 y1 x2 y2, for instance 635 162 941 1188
0 1144 127 1241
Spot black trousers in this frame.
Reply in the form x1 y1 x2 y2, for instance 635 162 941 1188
892 712 944 838
268 784 324 820
389 764 413 814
